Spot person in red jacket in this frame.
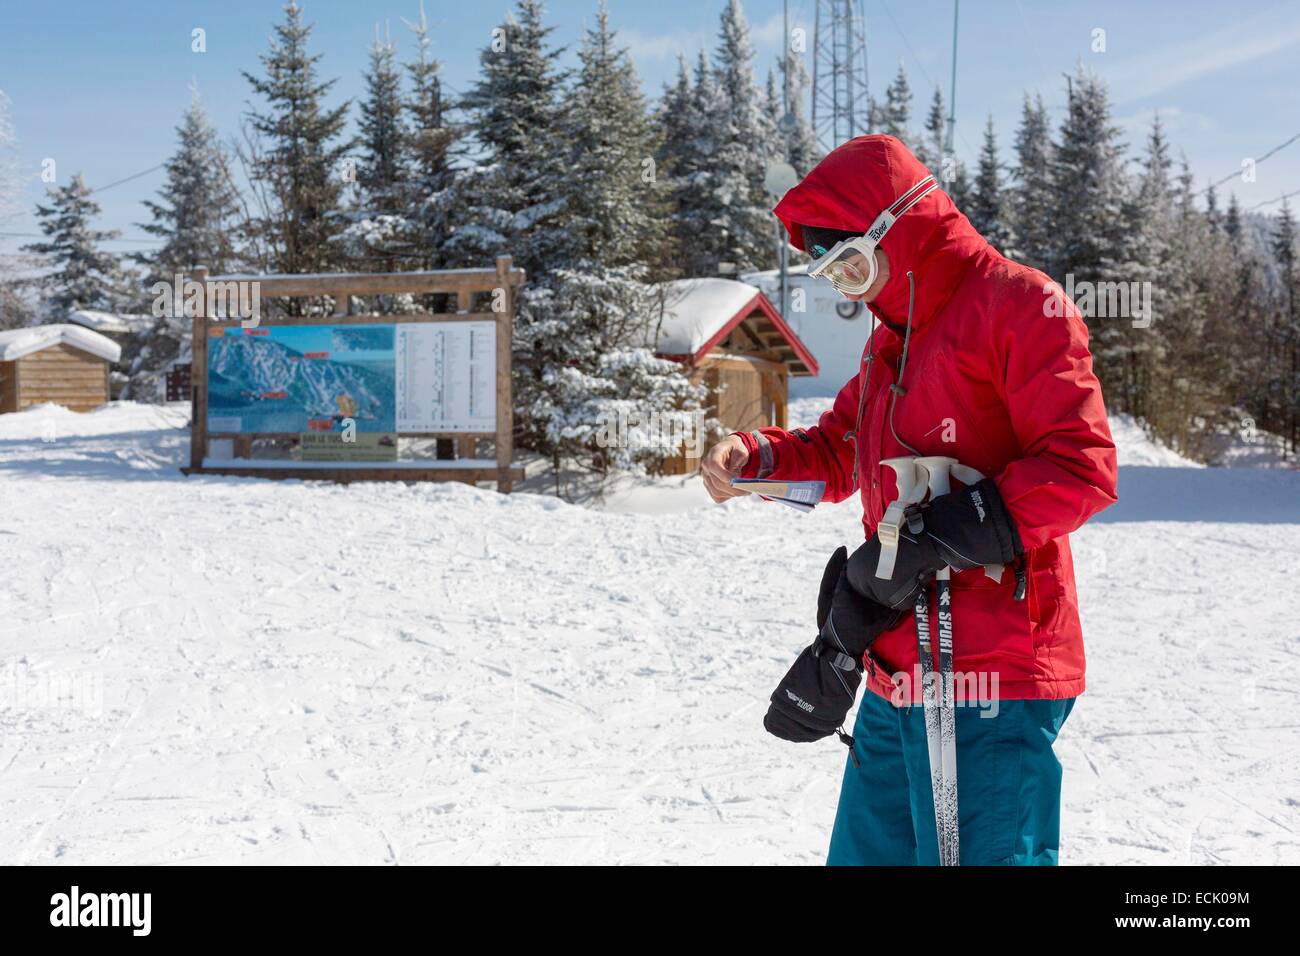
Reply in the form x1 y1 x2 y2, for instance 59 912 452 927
701 135 1118 865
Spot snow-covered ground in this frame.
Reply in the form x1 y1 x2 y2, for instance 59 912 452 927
1 401 1297 865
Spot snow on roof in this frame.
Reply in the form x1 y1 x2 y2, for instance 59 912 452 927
740 263 811 287
67 310 154 335
645 278 765 356
0 324 122 363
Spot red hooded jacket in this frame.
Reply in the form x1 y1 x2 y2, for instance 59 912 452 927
737 136 1118 703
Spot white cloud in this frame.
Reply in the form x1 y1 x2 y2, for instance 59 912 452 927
1102 6 1300 103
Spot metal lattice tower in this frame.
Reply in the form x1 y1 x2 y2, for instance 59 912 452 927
811 0 870 153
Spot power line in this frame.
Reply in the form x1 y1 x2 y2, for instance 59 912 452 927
1197 131 1300 196
875 0 977 158
0 230 162 245
88 163 166 195
1248 189 1300 212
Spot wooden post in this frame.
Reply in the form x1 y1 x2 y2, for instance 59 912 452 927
189 265 209 472
495 256 515 493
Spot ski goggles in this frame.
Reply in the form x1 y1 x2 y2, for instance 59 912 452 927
806 175 941 295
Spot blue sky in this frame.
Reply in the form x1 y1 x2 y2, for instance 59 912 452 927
2 0 1298 260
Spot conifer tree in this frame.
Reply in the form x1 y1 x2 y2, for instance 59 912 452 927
1224 192 1243 241
1270 199 1299 451
917 87 946 171
400 0 461 271
135 86 241 281
23 173 130 317
356 28 407 213
1050 68 1125 283
515 3 703 481
1007 93 1054 270
705 0 775 274
242 1 351 282
455 0 567 275
968 115 1008 250
879 63 912 142
776 45 819 176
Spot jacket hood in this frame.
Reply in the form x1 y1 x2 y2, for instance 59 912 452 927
773 135 988 329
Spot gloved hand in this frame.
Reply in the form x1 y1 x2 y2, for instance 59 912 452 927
846 477 1024 610
764 546 903 745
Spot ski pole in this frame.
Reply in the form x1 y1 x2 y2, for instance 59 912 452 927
879 457 951 864
917 456 960 866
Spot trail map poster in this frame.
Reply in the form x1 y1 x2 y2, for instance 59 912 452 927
206 321 496 437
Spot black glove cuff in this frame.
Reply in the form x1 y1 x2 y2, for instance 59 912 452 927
923 477 1023 568
970 477 1024 561
816 617 865 674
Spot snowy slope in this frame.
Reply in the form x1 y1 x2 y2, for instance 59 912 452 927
1 403 1297 865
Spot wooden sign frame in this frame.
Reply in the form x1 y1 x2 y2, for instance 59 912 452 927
181 257 525 491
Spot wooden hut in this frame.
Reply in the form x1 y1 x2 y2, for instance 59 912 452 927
649 278 818 473
0 324 122 414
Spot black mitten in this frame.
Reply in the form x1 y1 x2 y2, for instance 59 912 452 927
845 478 1023 609
764 547 903 745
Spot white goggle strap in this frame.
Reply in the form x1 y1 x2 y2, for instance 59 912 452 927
862 175 940 245
808 175 941 283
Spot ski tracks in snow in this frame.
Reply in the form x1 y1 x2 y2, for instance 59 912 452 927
0 405 1297 864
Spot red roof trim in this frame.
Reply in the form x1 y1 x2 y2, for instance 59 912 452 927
678 290 819 375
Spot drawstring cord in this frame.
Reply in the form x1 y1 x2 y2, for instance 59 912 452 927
888 271 921 457
845 269 921 485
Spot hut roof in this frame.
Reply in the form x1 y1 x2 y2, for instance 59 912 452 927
67 309 154 336
645 278 818 376
0 324 123 363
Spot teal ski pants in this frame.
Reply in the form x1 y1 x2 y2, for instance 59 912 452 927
827 691 1075 866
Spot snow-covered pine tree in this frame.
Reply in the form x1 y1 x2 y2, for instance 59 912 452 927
879 64 912 143
135 86 241 281
341 26 411 277
776 44 819 176
1205 182 1222 234
662 50 727 278
23 173 131 317
400 0 461 274
967 115 1009 251
916 87 945 171
1270 199 1298 452
1006 93 1054 271
1224 192 1243 241
0 89 18 227
516 2 704 482
242 1 351 287
454 0 567 276
1050 67 1125 284
0 88 38 331
1090 115 1167 419
656 56 696 277
127 86 242 400
1153 152 1233 456
702 0 776 275
945 158 972 214
357 29 406 211
545 3 666 274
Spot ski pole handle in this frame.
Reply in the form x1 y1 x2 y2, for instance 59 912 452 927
875 457 924 580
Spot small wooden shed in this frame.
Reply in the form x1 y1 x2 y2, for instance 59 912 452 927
0 324 122 413
650 278 818 473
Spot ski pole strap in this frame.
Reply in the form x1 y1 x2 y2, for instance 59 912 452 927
815 641 863 674
875 501 907 579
